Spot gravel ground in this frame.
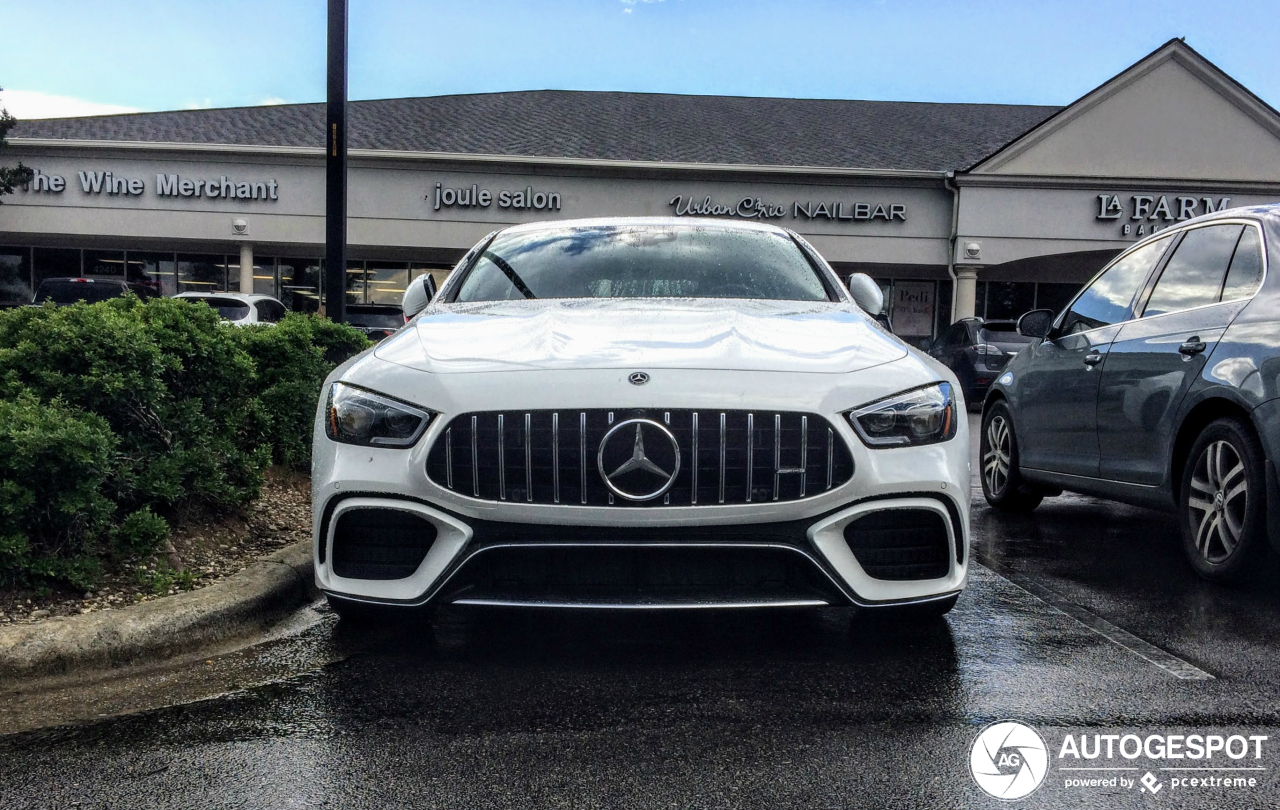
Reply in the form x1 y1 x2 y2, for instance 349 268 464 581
0 468 311 627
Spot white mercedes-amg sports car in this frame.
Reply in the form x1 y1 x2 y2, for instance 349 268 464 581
313 218 970 618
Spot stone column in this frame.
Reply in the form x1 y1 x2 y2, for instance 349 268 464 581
239 243 254 294
954 266 980 320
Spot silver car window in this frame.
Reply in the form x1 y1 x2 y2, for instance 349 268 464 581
1143 224 1242 317
1060 235 1173 334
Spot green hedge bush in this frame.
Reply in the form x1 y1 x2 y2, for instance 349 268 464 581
0 297 370 589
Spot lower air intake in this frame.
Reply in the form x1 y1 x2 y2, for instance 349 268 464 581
843 509 951 581
331 508 437 580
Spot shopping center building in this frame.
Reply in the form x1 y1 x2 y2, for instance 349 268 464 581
4 38 1280 343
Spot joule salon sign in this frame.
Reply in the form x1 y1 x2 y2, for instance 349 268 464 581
669 194 907 223
429 182 562 212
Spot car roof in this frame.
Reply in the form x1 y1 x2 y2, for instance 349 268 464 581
174 292 282 303
496 216 794 237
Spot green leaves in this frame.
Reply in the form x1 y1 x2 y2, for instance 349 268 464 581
0 298 370 588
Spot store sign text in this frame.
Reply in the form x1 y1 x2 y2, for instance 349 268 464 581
430 182 562 212
24 168 279 201
1097 193 1231 237
669 194 906 222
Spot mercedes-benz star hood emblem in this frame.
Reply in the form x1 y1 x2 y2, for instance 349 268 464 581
596 418 681 501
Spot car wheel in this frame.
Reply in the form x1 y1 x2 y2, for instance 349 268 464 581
980 402 1044 513
1179 417 1267 582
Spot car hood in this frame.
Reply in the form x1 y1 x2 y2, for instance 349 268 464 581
375 299 908 375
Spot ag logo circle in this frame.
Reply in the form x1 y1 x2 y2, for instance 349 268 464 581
970 720 1049 800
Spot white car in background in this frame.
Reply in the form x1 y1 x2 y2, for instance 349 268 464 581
312 218 970 620
175 292 288 325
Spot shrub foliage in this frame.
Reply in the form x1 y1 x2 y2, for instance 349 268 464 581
0 298 369 588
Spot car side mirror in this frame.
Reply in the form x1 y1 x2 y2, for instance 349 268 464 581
845 273 884 316
402 273 438 318
1017 308 1055 339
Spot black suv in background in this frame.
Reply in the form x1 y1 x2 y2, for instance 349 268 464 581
929 317 1036 408
982 204 1280 582
33 277 160 305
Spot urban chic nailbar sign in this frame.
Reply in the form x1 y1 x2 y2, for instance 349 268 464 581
24 168 280 201
668 194 908 222
430 182 563 211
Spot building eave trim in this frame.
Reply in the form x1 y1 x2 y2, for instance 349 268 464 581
955 172 1280 194
6 137 948 179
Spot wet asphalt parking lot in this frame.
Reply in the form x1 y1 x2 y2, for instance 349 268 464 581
2 415 1280 809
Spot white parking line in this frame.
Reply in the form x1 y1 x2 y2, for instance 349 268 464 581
974 555 1215 681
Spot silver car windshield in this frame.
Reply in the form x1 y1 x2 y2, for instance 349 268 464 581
452 224 832 302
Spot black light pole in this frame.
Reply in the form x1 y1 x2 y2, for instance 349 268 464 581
325 0 348 323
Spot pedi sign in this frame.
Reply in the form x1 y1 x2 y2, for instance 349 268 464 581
1096 193 1231 237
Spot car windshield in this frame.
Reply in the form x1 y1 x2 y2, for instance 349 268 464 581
187 297 251 321
34 281 124 304
346 308 403 328
452 224 832 302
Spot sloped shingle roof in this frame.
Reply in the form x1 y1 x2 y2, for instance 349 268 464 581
13 90 1059 172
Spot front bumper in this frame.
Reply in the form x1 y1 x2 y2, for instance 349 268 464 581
313 358 970 609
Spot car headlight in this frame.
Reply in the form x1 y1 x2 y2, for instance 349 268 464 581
325 382 433 447
846 382 957 447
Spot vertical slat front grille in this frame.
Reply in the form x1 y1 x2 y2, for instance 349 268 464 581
426 409 854 507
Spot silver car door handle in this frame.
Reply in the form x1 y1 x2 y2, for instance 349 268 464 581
1083 352 1104 366
1179 338 1207 356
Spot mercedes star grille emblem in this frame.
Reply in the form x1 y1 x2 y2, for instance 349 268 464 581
596 418 681 501
628 371 650 385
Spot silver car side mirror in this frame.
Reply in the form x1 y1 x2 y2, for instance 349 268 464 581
845 273 884 316
402 273 438 318
1017 308 1055 339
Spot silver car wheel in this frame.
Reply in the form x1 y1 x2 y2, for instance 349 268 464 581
983 415 1012 496
1187 439 1249 564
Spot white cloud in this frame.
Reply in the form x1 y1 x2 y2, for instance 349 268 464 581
621 0 665 9
0 89 142 120
257 96 288 106
183 98 214 110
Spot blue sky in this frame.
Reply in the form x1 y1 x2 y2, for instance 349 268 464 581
2 0 1278 118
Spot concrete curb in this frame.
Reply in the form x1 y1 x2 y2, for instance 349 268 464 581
0 542 316 683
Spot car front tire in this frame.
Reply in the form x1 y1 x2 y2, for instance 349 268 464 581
980 401 1044 513
1179 417 1268 582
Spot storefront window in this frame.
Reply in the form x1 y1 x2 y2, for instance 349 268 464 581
935 279 953 333
411 264 452 296
1036 282 1082 316
253 257 277 297
345 260 366 304
33 247 82 286
366 261 409 305
279 258 322 313
0 247 31 304
176 253 228 293
128 252 177 295
83 249 126 278
984 282 1036 321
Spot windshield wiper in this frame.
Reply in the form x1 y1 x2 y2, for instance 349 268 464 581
482 251 536 299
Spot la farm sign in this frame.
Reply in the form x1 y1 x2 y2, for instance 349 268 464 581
1096 193 1231 237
